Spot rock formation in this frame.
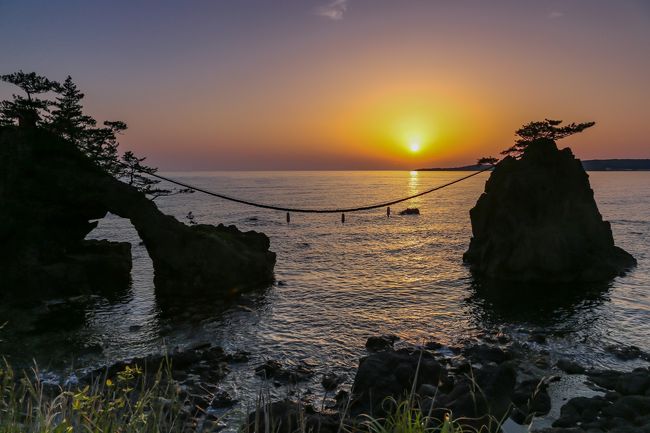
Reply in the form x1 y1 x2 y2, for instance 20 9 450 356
0 126 276 299
463 138 635 282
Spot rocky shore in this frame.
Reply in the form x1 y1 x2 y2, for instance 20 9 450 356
64 332 650 433
247 335 650 433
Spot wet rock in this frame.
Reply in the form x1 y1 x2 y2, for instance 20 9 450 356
321 372 344 391
462 343 512 364
528 331 548 344
512 377 552 422
254 360 283 378
211 390 237 408
225 350 250 363
463 137 636 282
615 369 650 396
351 348 445 415
437 362 517 423
605 344 649 361
551 388 650 431
424 340 443 351
83 344 232 389
552 396 610 428
588 368 650 396
587 369 622 391
605 391 622 402
254 360 313 383
602 395 650 421
365 334 399 352
556 358 586 375
449 360 472 375
333 390 350 407
399 208 420 215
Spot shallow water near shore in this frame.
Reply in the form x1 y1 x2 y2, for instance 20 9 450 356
2 170 649 423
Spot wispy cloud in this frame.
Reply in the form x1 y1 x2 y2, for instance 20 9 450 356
315 0 348 20
548 11 565 19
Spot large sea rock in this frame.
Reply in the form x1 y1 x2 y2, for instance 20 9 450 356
0 126 276 299
463 138 635 282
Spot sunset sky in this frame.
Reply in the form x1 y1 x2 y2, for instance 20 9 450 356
1 0 649 170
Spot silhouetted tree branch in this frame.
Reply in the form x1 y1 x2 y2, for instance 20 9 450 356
0 71 59 127
1 71 192 199
477 156 498 166
501 118 595 157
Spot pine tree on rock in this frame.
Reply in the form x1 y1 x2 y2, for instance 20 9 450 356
501 119 595 158
0 71 59 127
49 76 97 144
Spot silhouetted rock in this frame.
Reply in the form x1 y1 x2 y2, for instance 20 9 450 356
254 360 313 383
365 334 400 352
351 348 446 416
245 400 340 433
462 343 512 364
605 344 649 361
512 377 552 422
399 207 420 215
84 344 231 386
556 358 586 375
437 362 517 423
464 138 636 282
321 372 344 391
587 368 650 396
0 126 276 299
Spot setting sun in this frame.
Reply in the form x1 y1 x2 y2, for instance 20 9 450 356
408 140 421 153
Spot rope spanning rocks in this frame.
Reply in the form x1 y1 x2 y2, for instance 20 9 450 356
146 167 492 214
464 138 636 282
0 127 276 300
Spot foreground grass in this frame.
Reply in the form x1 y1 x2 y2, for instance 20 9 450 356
0 358 187 433
1 352 507 433
362 398 505 433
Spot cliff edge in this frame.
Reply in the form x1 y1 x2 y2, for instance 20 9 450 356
0 126 276 299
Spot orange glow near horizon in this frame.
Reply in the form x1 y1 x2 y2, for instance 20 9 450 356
3 1 647 170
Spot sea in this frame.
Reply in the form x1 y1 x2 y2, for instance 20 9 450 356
1 170 649 425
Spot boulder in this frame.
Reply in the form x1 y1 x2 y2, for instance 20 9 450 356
462 343 512 364
556 358 586 375
0 126 276 300
365 334 400 352
321 372 344 391
254 360 313 383
350 348 445 415
463 138 635 282
437 362 516 423
605 344 649 361
399 208 420 215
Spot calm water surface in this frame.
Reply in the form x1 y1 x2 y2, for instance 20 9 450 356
2 171 649 415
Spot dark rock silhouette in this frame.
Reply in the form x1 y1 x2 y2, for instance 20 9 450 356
350 345 516 423
399 207 420 215
463 138 635 282
0 126 276 298
365 334 399 352
350 348 446 416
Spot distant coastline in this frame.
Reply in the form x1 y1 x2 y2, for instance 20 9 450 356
417 158 650 171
